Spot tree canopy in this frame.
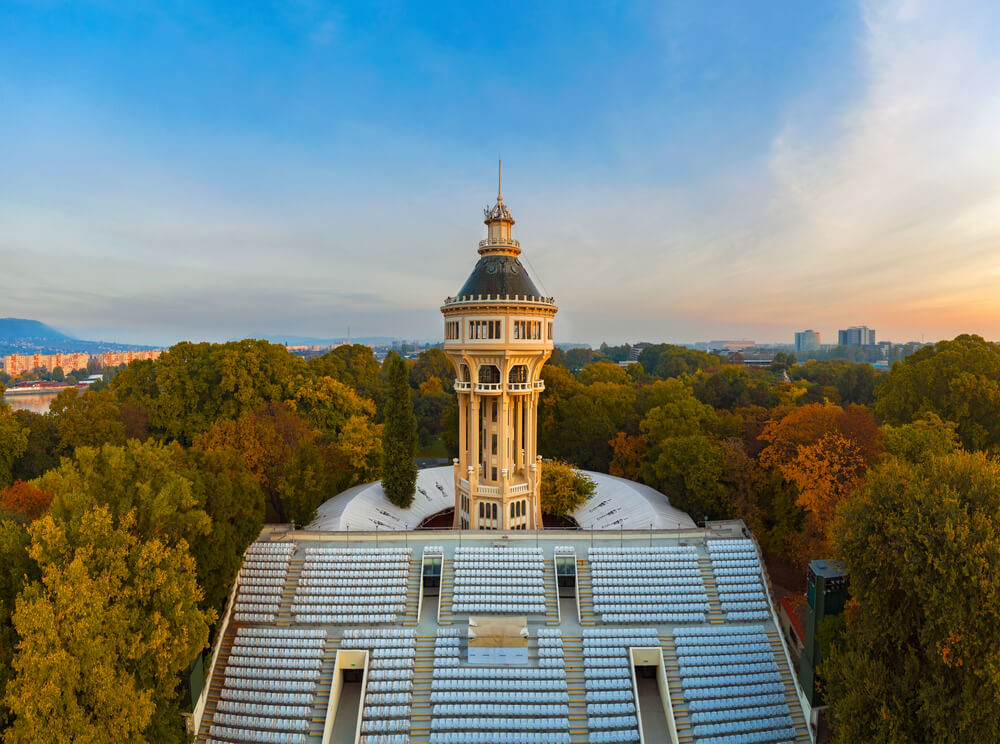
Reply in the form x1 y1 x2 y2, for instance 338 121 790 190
540 460 595 516
4 507 212 744
874 334 1000 451
380 352 417 508
822 453 1000 743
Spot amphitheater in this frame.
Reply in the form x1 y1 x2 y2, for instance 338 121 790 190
192 522 813 744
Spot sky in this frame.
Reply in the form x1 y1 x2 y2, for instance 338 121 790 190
3 0 1000 348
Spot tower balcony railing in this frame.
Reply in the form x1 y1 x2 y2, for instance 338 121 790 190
509 483 530 495
479 238 520 249
477 485 501 496
454 379 544 394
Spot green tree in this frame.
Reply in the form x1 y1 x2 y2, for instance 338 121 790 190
540 460 596 516
180 446 265 617
637 344 722 379
577 361 630 386
36 440 211 547
50 366 64 382
0 520 38 729
308 344 384 405
790 359 877 406
4 507 212 744
380 353 417 508
822 453 1000 743
409 348 454 393
0 407 28 489
874 334 1000 451
49 388 127 455
882 413 960 464
643 434 727 520
692 366 779 410
197 403 329 525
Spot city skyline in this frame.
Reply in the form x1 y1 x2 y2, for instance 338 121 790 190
4 1 1000 347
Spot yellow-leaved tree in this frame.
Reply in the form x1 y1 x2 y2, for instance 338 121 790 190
4 506 212 744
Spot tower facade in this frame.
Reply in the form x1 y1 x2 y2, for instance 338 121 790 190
441 171 557 530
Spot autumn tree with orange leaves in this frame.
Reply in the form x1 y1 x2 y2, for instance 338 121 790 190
759 403 883 554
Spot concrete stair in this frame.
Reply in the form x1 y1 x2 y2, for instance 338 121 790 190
309 634 340 739
196 623 237 742
576 559 596 625
698 557 726 625
563 636 589 744
275 556 303 626
408 635 436 743
660 634 694 744
766 628 812 743
438 557 454 625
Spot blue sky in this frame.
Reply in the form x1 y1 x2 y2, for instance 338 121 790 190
3 1 1000 347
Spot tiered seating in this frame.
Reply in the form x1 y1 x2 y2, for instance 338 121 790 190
233 542 294 624
429 627 571 744
208 627 326 744
582 628 651 743
451 547 546 614
588 547 709 623
707 540 770 622
674 626 795 744
292 547 412 624
342 628 416 744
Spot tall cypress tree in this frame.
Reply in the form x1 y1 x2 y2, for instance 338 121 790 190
381 351 417 508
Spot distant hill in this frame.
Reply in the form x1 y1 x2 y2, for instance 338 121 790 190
0 318 76 344
0 318 155 356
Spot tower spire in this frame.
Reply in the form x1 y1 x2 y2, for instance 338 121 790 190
498 158 502 202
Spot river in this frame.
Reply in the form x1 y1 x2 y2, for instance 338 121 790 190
3 391 62 414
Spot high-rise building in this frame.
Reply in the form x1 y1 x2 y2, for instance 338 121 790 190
441 167 557 530
838 326 876 346
794 329 821 353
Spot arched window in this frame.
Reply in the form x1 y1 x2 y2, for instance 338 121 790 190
478 365 500 384
510 502 516 520
509 365 528 384
459 363 471 382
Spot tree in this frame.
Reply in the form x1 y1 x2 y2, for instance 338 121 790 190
380 352 417 508
790 359 877 406
637 344 721 379
577 361 629 386
410 348 454 393
197 403 328 525
0 408 27 489
180 446 265 618
692 366 779 410
0 482 52 522
608 433 645 481
822 453 1000 743
308 344 383 405
36 440 211 547
540 460 595 516
49 388 127 455
874 334 1000 451
758 404 883 557
642 434 727 520
4 507 212 744
882 413 960 464
0 520 37 729
113 341 305 445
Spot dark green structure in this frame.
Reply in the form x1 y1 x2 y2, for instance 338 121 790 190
798 559 849 706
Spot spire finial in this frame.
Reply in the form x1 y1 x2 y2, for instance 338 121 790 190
498 158 502 202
